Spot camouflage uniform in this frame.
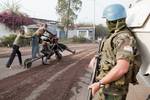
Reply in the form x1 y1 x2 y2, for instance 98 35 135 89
90 4 142 100
93 28 138 100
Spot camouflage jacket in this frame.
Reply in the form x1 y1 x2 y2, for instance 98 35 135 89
97 28 138 95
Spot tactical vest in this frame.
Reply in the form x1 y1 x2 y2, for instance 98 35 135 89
98 29 142 90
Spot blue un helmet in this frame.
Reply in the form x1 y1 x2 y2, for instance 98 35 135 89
103 4 127 21
103 4 127 33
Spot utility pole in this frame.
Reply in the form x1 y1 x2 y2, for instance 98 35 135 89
93 0 96 40
66 0 71 38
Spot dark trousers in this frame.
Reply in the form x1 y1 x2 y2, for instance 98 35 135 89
6 45 22 67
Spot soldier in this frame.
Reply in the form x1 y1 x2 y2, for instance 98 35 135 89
88 4 141 100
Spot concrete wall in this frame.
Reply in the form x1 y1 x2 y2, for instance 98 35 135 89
68 30 77 38
68 28 95 40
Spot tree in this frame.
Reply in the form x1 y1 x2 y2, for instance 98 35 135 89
0 0 34 31
56 0 82 32
0 0 21 13
95 24 109 39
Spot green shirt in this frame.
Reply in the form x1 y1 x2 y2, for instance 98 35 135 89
13 33 31 46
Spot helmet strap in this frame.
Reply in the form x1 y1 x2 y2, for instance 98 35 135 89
115 19 126 33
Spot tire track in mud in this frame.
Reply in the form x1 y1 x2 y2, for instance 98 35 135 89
37 53 94 100
0 47 96 100
0 46 91 91
25 50 95 100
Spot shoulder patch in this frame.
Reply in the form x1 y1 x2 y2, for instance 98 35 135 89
123 45 133 53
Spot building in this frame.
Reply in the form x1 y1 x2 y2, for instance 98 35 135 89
68 27 95 40
24 18 65 39
0 18 65 38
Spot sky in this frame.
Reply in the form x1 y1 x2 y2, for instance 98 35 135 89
0 0 132 25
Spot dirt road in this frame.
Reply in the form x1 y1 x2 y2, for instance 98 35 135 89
0 44 96 100
0 44 149 100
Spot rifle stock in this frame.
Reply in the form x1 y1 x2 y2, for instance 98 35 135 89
87 40 102 100
87 56 100 100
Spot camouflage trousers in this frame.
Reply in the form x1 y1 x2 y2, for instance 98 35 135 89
92 88 127 100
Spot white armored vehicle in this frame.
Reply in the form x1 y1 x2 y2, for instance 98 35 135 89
126 0 150 86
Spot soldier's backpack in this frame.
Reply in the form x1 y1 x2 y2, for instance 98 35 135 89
127 28 142 85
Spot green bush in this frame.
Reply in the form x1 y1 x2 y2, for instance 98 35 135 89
0 34 16 47
0 34 31 47
70 36 91 43
59 36 91 44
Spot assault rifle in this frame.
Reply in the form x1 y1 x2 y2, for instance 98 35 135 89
87 39 102 100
